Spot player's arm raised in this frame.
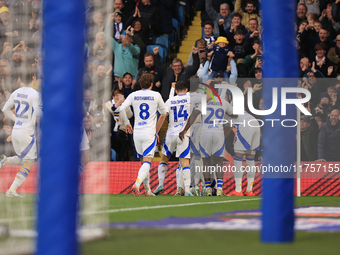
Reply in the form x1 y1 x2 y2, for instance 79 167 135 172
156 94 167 142
179 109 201 141
118 94 133 134
2 94 15 122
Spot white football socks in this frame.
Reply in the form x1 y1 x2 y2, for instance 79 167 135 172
233 155 243 193
135 161 151 188
182 166 191 192
143 172 151 192
246 158 256 192
157 162 167 186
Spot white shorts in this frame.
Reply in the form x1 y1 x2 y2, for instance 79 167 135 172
12 128 37 161
134 133 157 159
190 123 201 156
162 133 190 159
80 127 90 151
234 125 260 152
199 132 225 158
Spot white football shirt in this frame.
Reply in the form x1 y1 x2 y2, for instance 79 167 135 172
120 89 166 135
199 96 233 134
2 86 42 134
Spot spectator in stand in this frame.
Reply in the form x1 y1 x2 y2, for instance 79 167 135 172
93 47 112 74
304 12 319 38
84 89 95 117
235 0 261 29
0 7 19 52
327 34 340 73
0 59 11 96
92 11 104 33
196 21 216 48
332 0 340 22
160 47 200 101
125 6 150 47
300 115 318 161
314 113 326 130
104 13 140 79
206 36 231 80
106 89 133 161
205 0 233 38
243 39 262 73
121 0 137 15
0 118 16 157
90 111 110 162
317 109 340 162
313 92 332 118
222 13 248 40
187 39 208 79
245 18 261 40
300 0 320 15
113 0 129 23
113 11 124 41
196 0 234 37
91 64 110 103
314 42 335 77
93 31 111 58
300 26 335 61
153 0 174 36
297 3 308 25
135 47 163 93
137 0 161 41
320 3 337 39
112 72 138 98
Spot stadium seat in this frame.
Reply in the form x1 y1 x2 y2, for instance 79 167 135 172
155 35 169 60
146 45 164 64
176 4 184 24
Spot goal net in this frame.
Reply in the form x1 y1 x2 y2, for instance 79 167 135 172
0 1 112 254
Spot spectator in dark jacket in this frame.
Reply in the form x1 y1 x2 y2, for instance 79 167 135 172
160 47 200 101
196 0 234 37
135 47 163 93
138 0 161 39
317 109 340 161
153 0 174 35
300 115 318 161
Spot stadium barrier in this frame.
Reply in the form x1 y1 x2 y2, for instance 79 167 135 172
0 162 339 196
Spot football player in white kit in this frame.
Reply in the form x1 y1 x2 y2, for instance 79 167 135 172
152 81 194 196
227 110 260 196
119 73 167 196
179 86 233 196
153 80 205 196
0 85 42 197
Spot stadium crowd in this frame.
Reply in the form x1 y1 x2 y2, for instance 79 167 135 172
1 0 340 164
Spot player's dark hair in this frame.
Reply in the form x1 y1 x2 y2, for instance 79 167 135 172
113 89 123 97
144 52 153 58
3 118 14 127
246 0 255 6
248 18 258 24
139 73 154 89
123 72 132 78
204 20 214 29
232 13 242 20
175 81 187 92
315 42 327 51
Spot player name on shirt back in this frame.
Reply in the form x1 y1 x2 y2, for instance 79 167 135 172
134 96 155 100
17 93 28 98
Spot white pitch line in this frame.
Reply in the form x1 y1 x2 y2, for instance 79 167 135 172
83 198 261 215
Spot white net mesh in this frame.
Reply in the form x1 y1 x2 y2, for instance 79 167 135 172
0 0 112 253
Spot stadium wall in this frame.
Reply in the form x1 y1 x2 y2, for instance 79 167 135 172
0 162 339 196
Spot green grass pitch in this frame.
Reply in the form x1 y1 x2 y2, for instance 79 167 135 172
82 195 340 255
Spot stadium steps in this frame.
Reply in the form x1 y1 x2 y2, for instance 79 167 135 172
178 11 202 65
